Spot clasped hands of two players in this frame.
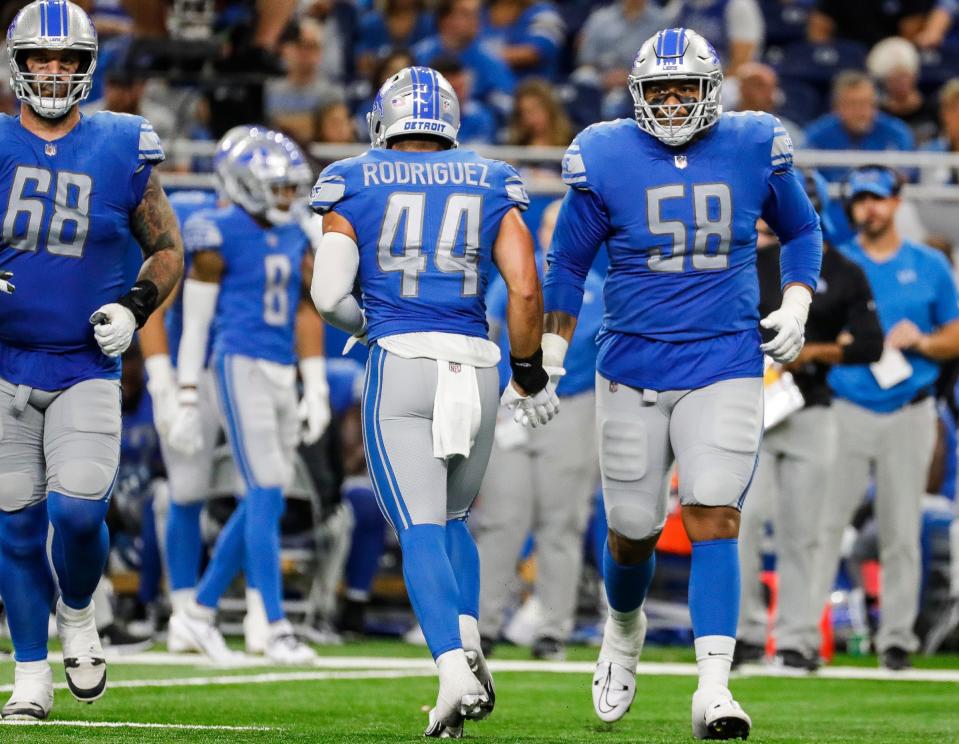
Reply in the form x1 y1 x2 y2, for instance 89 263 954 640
500 334 565 428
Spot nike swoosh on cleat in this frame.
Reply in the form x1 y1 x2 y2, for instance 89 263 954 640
596 672 619 715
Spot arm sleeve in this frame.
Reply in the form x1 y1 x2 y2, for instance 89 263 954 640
760 119 823 290
310 231 367 336
932 253 959 326
840 265 884 365
543 187 609 316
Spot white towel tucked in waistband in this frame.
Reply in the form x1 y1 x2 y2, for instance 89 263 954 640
432 359 482 460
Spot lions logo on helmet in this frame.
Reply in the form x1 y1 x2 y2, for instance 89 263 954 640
629 27 723 147
7 0 97 119
367 66 461 148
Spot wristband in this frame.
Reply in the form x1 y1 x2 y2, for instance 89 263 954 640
509 347 549 396
118 279 159 329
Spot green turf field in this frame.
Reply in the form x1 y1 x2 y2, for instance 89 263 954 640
1 641 958 744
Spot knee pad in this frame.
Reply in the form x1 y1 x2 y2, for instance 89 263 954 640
0 472 36 512
58 459 115 500
605 502 664 542
689 468 747 509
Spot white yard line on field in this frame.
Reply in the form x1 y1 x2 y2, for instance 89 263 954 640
10 653 959 685
1 720 274 731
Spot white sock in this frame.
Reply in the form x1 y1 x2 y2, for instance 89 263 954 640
170 589 194 615
15 660 50 677
600 607 644 668
186 600 216 623
459 615 481 653
57 599 94 626
695 635 735 691
246 589 266 620
269 618 293 636
435 647 471 683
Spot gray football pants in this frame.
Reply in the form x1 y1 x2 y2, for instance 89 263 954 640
596 374 764 541
473 391 599 641
738 405 837 656
0 374 121 511
361 344 499 530
811 397 936 654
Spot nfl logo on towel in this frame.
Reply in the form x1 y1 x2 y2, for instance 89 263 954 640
674 155 687 169
449 362 461 373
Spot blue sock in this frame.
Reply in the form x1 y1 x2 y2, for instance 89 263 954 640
165 502 203 592
399 524 462 659
244 487 285 623
445 518 479 619
48 492 110 610
196 500 247 609
0 502 54 661
137 497 162 605
689 539 740 638
344 485 386 596
603 539 656 614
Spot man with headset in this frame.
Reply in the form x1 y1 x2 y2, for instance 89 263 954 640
811 165 959 670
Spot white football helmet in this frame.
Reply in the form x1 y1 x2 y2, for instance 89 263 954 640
7 0 97 119
628 27 723 147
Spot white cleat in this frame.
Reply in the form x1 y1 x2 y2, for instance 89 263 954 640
464 648 495 719
265 620 317 665
1 661 53 721
424 650 489 737
243 589 269 655
692 687 752 740
167 609 240 664
592 609 647 723
56 599 106 703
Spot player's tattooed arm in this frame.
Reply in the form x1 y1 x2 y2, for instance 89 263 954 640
544 310 577 344
131 171 185 302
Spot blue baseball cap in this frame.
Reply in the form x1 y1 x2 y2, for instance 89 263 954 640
846 167 899 200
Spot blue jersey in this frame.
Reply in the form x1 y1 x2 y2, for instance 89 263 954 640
183 205 310 365
311 148 529 342
804 113 915 182
544 113 822 391
829 239 959 413
166 190 218 368
481 2 565 80
0 112 164 391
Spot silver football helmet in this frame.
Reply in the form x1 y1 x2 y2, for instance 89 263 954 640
218 130 314 226
7 0 97 119
367 66 460 148
628 28 723 147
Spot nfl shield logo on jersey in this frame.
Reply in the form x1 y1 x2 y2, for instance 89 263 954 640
44 143 56 157
674 155 687 169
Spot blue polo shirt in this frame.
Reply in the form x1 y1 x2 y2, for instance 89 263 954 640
828 239 959 413
804 113 915 182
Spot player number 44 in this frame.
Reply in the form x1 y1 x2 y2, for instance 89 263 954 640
377 192 482 297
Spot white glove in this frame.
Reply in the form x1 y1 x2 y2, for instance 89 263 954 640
760 285 812 364
90 302 136 358
145 354 178 438
0 270 14 294
500 379 561 428
342 310 369 355
298 356 332 445
167 388 203 456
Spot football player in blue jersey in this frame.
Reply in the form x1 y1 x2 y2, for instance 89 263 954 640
542 28 822 739
0 0 184 721
310 66 558 737
165 129 327 665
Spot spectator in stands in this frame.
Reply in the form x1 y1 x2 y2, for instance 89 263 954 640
813 165 959 671
575 0 676 120
674 0 764 74
315 100 357 143
90 66 177 145
412 0 516 117
735 61 805 145
807 0 932 49
481 0 565 81
266 18 345 143
914 0 957 48
805 71 915 182
921 78 959 185
354 0 434 79
433 57 499 145
300 0 361 84
867 36 939 145
507 78 573 147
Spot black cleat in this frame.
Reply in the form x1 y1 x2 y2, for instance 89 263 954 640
707 715 751 740
731 641 764 669
880 646 912 671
